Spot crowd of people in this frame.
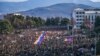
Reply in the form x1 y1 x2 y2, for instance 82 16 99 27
0 29 96 56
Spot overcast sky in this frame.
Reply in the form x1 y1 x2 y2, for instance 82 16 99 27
91 0 100 2
0 0 99 7
0 0 100 2
0 0 28 2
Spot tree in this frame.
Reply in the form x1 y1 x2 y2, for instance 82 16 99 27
53 17 60 26
45 17 61 26
60 18 69 26
32 17 45 27
4 14 25 29
37 17 45 26
94 16 100 33
0 20 13 34
25 16 35 28
13 15 25 29
96 40 100 55
45 18 51 26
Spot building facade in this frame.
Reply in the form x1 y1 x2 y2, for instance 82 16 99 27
72 8 100 29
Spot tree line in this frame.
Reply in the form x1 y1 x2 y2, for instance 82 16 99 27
0 14 69 34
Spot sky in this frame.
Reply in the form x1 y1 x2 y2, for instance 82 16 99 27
0 0 100 8
91 0 100 2
0 0 99 8
0 0 28 2
0 0 100 2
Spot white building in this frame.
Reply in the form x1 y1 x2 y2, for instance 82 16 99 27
72 8 100 29
13 13 21 16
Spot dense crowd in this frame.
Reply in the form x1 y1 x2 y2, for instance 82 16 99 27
0 29 96 56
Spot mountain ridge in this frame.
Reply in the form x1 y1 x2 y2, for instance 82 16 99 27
0 3 99 19
0 0 100 14
19 3 95 18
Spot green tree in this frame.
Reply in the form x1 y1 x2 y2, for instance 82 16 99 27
45 18 51 26
60 18 69 26
37 17 45 26
4 14 25 29
50 18 56 25
25 16 35 28
0 20 13 34
96 40 100 55
94 16 100 33
53 17 60 26
4 14 15 24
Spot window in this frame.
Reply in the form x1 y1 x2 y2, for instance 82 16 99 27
77 19 83 21
76 25 80 28
77 22 82 24
76 15 79 18
91 22 94 24
86 16 87 19
92 17 94 21
88 15 90 20
76 12 84 14
82 12 85 14
77 19 79 21
76 12 78 14
92 16 93 20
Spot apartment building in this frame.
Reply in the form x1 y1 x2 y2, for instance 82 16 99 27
72 8 100 29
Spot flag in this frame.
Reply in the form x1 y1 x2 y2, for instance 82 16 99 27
34 31 46 45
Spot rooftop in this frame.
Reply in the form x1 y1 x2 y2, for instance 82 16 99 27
74 8 100 11
85 11 100 14
74 8 84 11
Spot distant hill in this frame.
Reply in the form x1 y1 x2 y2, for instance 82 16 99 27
19 3 94 18
0 0 100 14
0 3 97 19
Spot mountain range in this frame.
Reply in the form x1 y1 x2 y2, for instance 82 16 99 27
19 3 95 18
0 3 99 19
0 0 100 14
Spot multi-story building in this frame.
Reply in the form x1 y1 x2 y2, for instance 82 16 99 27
72 8 100 29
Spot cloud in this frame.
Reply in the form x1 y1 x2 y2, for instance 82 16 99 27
0 0 28 2
90 0 100 2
